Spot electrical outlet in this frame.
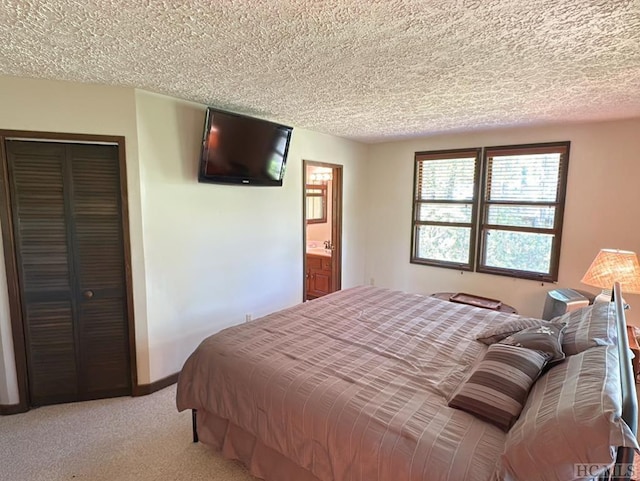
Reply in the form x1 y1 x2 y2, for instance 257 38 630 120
245 314 252 323
369 277 375 286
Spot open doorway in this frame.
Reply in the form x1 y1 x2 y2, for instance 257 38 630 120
303 160 342 301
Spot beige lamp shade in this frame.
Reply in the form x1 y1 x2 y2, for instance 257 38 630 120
581 249 640 294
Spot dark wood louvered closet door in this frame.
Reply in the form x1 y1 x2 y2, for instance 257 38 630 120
6 140 131 406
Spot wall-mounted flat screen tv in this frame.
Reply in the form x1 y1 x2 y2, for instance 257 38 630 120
198 107 293 186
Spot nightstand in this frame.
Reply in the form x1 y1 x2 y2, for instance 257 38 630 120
430 292 518 314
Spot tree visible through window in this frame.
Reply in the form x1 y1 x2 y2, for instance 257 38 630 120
411 142 570 282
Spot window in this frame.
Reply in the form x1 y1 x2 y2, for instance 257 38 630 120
411 149 481 270
411 142 570 282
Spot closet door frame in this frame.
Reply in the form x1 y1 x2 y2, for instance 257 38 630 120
0 130 137 412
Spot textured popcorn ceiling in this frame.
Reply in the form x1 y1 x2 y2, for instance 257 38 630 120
1 0 639 143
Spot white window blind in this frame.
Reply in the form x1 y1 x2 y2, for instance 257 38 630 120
412 149 480 269
411 142 569 281
478 144 569 280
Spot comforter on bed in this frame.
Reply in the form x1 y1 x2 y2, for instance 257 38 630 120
177 286 520 481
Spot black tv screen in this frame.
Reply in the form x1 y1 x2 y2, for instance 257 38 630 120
198 107 293 186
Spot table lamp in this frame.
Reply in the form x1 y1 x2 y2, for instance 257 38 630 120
580 249 640 304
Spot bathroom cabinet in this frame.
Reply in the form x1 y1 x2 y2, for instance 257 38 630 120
306 254 332 299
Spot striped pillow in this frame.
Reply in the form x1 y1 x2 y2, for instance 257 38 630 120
475 317 551 345
500 345 639 481
557 302 616 355
448 343 550 431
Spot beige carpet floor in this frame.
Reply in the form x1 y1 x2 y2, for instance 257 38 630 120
0 384 256 481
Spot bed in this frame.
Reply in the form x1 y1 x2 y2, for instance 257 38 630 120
176 283 638 481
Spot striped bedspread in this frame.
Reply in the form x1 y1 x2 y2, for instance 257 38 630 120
177 286 518 481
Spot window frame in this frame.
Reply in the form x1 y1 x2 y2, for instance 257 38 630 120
410 148 482 271
410 141 570 282
476 142 570 282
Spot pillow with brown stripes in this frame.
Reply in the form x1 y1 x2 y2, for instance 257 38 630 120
447 343 550 432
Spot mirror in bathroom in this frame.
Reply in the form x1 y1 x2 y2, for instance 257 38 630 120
306 184 327 224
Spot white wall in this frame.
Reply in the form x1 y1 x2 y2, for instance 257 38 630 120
133 91 369 382
0 77 369 405
298 130 369 291
365 119 640 325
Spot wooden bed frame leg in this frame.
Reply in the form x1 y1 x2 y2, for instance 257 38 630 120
192 409 199 443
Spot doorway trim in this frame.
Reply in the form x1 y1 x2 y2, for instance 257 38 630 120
0 129 137 413
303 160 343 301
